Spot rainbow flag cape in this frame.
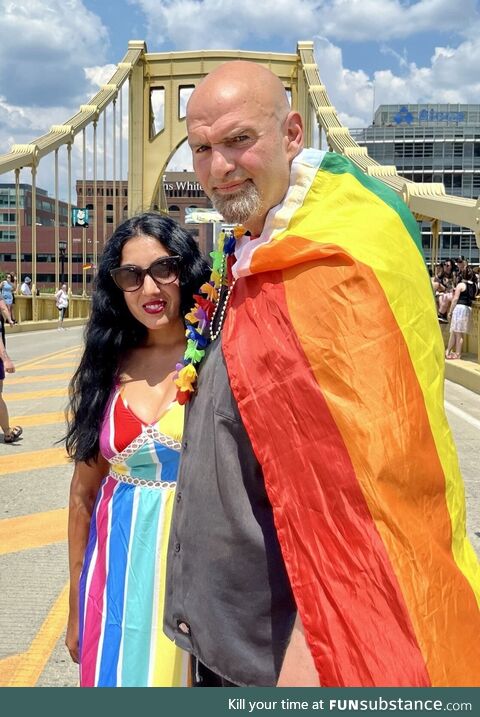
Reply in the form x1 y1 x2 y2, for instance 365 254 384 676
222 149 480 687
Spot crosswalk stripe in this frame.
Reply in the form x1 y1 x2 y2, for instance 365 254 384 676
0 447 69 475
0 508 68 555
16 346 81 371
6 583 71 687
8 373 71 385
9 412 66 427
0 654 25 687
4 388 68 401
26 362 78 371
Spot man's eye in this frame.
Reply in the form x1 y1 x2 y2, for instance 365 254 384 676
231 135 249 143
194 145 209 154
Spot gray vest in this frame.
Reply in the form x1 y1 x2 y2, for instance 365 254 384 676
164 338 296 686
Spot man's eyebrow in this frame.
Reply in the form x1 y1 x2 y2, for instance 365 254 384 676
189 127 253 147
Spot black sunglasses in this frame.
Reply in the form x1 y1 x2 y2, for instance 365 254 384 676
110 256 182 292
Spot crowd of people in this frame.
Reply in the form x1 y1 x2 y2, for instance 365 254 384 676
64 59 479 689
431 256 479 359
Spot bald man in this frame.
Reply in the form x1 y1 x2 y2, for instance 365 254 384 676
164 62 480 687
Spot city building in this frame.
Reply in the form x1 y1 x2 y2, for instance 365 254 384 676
0 172 215 290
0 183 91 291
76 172 214 258
351 103 480 264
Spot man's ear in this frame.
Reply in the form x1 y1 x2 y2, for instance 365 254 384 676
285 111 304 159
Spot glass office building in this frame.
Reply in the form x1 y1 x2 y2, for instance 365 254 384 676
351 104 480 264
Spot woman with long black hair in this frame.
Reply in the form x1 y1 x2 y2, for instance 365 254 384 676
65 212 209 686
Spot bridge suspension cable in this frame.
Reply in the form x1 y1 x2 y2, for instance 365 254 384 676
0 42 144 301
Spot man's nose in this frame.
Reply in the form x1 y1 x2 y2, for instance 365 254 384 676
210 148 235 179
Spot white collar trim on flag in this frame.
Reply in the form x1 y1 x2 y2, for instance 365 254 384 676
233 148 326 278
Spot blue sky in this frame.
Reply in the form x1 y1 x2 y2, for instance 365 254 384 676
0 0 479 185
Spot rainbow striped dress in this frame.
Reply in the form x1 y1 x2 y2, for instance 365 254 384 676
78 388 188 687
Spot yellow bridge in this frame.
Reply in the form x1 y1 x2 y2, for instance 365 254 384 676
0 40 479 357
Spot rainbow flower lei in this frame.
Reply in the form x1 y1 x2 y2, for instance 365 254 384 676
174 225 244 404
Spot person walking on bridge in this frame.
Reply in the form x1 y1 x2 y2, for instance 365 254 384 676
55 284 69 330
164 60 480 688
0 298 22 443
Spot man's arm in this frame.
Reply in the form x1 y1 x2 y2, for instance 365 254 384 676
277 613 320 686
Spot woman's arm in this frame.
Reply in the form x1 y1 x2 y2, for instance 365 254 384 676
0 334 15 373
66 456 109 663
0 298 14 325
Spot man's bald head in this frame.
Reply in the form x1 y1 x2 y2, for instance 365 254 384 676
187 61 291 128
186 60 303 236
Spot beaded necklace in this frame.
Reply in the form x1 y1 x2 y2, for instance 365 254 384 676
174 225 244 404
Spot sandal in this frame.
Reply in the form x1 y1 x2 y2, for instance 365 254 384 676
4 426 23 443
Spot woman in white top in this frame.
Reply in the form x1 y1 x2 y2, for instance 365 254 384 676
55 284 69 330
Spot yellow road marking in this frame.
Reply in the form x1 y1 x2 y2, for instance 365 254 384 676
0 654 24 687
4 388 68 401
8 373 71 385
0 447 69 476
7 583 71 687
16 345 81 371
27 361 78 371
9 411 66 427
0 508 68 555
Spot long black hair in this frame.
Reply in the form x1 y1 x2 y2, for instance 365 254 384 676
65 211 210 463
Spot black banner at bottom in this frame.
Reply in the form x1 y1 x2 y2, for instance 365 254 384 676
1 687 479 717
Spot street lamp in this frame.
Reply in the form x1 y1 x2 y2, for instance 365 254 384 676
59 240 67 285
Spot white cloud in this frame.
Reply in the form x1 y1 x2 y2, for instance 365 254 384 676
167 140 193 172
313 33 480 129
130 0 478 49
313 37 374 127
320 0 477 42
130 0 321 49
84 65 118 90
0 0 109 107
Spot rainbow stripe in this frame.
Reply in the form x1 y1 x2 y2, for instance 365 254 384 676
222 149 480 687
